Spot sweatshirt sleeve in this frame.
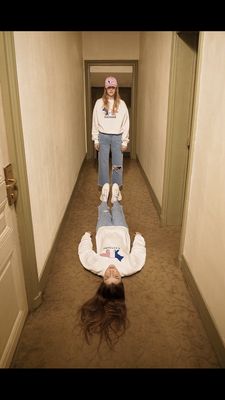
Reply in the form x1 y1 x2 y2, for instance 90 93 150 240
128 233 146 273
91 101 99 144
78 232 102 275
121 102 130 146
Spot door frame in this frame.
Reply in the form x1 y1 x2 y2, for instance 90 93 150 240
161 32 199 226
0 32 41 310
84 60 138 160
179 32 203 260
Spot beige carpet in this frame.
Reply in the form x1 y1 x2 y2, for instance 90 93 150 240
11 159 220 368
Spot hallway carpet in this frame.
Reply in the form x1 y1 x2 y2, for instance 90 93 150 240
11 159 220 368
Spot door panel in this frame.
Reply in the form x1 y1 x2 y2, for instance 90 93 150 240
162 32 199 226
0 264 19 357
0 80 28 367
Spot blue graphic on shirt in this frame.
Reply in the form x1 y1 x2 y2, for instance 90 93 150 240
102 107 116 118
115 249 124 261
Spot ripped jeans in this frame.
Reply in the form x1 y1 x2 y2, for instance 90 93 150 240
98 132 123 187
96 201 128 231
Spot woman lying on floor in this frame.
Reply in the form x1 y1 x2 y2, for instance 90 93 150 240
78 183 146 349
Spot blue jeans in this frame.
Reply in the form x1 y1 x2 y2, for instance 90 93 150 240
96 201 128 231
98 132 123 187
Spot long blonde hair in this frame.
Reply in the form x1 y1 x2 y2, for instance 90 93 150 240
102 87 121 114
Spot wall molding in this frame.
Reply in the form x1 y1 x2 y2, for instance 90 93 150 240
180 255 225 367
136 157 161 219
39 156 87 292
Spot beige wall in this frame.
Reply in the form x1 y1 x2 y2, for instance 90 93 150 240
82 32 139 60
137 32 172 205
182 32 225 346
14 32 86 277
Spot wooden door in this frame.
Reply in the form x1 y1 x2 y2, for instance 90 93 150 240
162 32 199 226
0 56 28 369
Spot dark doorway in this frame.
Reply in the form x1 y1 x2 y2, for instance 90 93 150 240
85 60 138 160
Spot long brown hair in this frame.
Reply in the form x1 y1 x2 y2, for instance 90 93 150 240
102 87 121 114
79 280 127 349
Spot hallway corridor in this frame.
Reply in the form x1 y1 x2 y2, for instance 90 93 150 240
11 159 220 368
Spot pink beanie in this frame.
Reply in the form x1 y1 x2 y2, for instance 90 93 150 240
105 76 118 88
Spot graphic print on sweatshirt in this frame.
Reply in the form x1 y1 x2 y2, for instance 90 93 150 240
100 247 124 261
102 107 116 118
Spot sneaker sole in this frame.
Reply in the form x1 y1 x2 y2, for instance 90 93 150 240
100 184 110 201
111 192 122 203
100 194 109 201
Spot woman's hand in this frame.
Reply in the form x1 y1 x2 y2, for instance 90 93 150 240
121 145 127 152
95 143 100 151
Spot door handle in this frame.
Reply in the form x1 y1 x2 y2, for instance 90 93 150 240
4 164 18 206
7 178 16 183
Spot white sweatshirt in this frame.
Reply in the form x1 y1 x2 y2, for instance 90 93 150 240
92 98 130 146
78 226 146 277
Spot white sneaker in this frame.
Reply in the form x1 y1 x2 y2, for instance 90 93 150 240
111 183 122 203
100 183 110 202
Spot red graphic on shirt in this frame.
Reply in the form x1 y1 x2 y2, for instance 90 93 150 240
100 249 111 257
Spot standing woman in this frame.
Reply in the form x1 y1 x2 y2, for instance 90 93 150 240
92 76 130 192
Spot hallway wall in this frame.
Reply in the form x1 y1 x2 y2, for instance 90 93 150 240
182 32 225 347
137 31 225 354
13 32 86 277
137 31 172 205
82 32 140 60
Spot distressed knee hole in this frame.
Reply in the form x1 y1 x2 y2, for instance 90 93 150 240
112 164 122 172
